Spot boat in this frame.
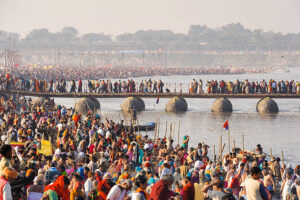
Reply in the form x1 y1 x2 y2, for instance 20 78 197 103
125 122 156 132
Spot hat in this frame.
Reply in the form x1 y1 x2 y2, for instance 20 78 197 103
3 167 17 179
103 173 112 180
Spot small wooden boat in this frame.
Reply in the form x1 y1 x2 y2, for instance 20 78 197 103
125 122 156 132
233 148 266 161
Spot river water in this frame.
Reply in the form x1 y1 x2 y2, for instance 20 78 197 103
53 67 300 165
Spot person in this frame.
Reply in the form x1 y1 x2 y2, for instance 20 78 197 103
132 176 149 200
281 172 293 200
262 169 275 199
149 173 174 200
106 179 132 200
0 167 18 200
244 166 268 200
181 176 195 200
202 177 226 200
44 175 70 200
98 173 114 200
0 145 12 175
70 181 85 200
270 157 281 181
84 172 95 198
27 174 45 200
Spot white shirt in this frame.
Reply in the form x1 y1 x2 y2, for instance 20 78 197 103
54 148 61 157
84 178 94 198
107 185 126 200
207 190 225 200
3 183 13 200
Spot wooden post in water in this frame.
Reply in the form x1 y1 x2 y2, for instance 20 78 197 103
270 148 273 158
228 130 231 153
153 119 157 141
170 122 173 139
165 121 168 138
157 118 160 138
281 150 284 165
136 118 141 135
242 134 245 159
213 144 216 162
233 139 236 150
177 121 180 146
219 135 222 162
173 121 175 139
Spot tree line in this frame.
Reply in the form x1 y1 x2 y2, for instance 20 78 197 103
1 23 300 51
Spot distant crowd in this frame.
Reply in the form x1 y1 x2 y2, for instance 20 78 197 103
1 65 271 81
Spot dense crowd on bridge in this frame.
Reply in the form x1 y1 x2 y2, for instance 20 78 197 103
0 95 299 200
1 73 300 95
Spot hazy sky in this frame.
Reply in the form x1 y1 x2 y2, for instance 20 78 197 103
1 0 300 36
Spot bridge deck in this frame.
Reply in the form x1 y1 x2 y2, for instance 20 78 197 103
2 90 300 98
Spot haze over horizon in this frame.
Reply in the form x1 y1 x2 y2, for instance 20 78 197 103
1 0 300 36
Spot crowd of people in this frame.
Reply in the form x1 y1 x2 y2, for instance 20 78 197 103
1 65 271 81
1 73 300 95
0 95 299 200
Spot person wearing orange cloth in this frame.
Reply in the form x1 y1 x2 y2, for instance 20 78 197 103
44 175 70 200
132 176 149 200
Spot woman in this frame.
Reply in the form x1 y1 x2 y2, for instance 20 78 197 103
70 181 85 200
44 175 70 200
132 176 149 200
27 175 45 200
281 172 293 200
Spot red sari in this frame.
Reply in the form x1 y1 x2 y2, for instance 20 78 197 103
44 175 70 200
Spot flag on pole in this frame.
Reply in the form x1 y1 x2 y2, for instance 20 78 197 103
223 120 229 130
156 96 160 104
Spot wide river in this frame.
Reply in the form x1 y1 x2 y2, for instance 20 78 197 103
53 67 300 165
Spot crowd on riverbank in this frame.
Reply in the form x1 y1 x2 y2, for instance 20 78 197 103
1 72 300 95
0 96 299 200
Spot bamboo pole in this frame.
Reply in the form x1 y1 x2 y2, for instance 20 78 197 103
165 121 168 138
173 121 175 139
228 130 231 153
153 119 157 141
219 135 222 158
281 150 284 165
136 118 141 135
169 122 173 139
242 134 245 159
233 139 236 150
177 121 180 146
157 118 160 138
213 144 216 162
218 143 226 162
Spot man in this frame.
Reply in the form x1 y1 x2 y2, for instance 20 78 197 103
107 179 132 200
0 145 12 176
181 176 195 200
262 169 275 199
244 166 268 200
45 162 61 185
149 173 174 200
202 177 226 200
0 167 18 200
270 157 281 181
84 171 95 198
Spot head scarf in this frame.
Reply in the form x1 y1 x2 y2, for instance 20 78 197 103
44 175 70 200
77 167 85 180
